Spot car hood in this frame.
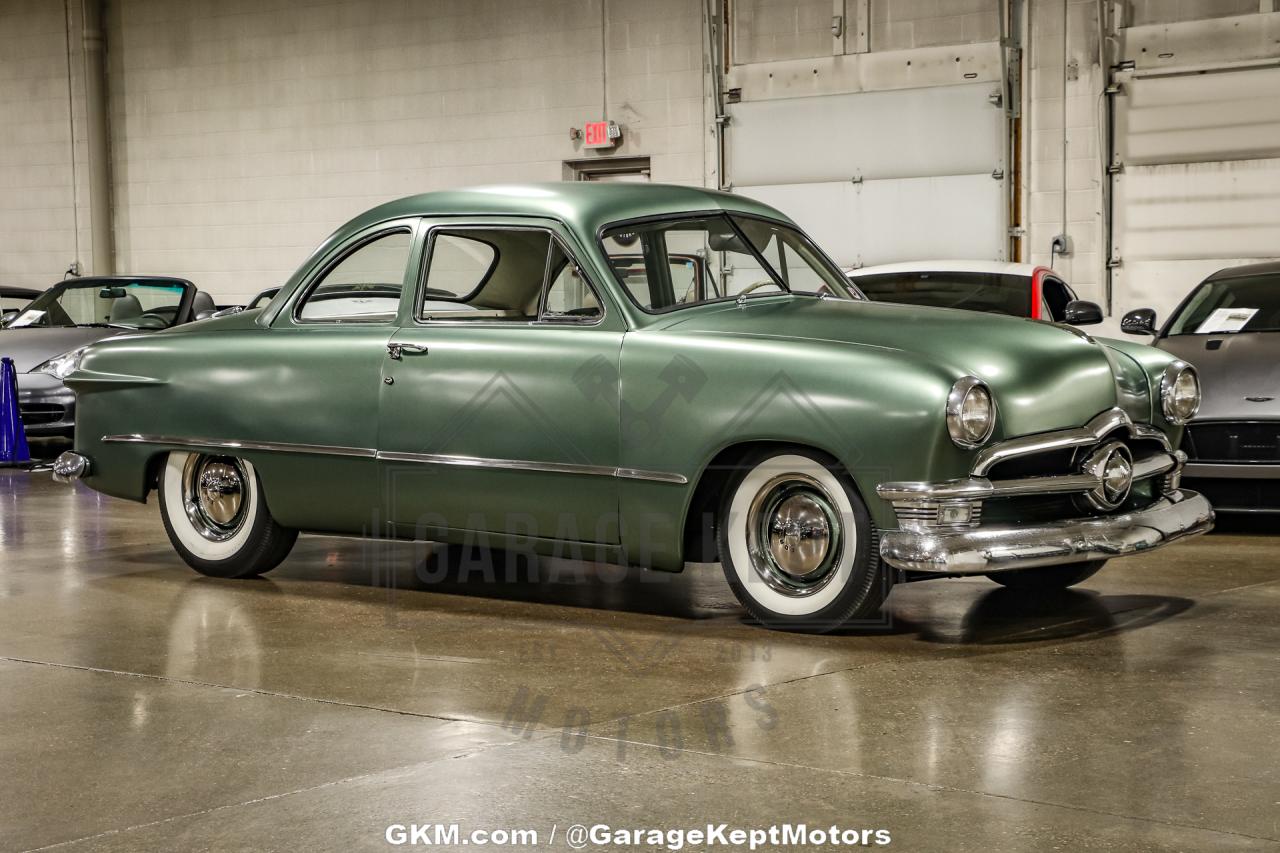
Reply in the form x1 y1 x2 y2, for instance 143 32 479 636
659 297 1134 438
0 327 124 373
1160 333 1280 420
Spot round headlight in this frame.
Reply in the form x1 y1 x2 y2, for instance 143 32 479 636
1161 363 1200 425
947 377 996 449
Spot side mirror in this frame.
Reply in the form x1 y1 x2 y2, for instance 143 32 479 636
0 311 16 327
1121 307 1158 336
1063 300 1103 326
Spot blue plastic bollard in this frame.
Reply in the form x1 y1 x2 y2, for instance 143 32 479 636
0 357 32 467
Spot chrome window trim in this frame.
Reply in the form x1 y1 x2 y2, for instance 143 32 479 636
101 435 686 485
414 224 607 328
970 407 1171 477
290 225 416 327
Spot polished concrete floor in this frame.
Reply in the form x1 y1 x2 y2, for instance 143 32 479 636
2 456 1279 851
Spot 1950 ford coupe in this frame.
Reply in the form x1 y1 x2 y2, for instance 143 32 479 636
53 183 1213 631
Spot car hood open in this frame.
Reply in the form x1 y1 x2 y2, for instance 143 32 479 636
1160 333 1280 420
0 327 124 373
659 296 1135 438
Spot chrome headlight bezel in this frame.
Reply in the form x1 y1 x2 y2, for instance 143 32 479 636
33 345 90 381
1160 362 1200 425
946 376 996 449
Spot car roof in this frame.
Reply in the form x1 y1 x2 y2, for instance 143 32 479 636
847 260 1043 278
339 182 796 239
1204 260 1280 281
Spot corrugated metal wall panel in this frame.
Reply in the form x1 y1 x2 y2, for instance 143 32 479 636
738 173 1004 268
727 82 1004 186
1115 65 1280 166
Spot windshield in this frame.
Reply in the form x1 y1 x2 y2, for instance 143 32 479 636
1167 274 1280 336
600 214 853 313
7 279 189 330
854 271 1032 317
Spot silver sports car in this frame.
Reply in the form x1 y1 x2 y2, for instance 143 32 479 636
1 276 212 436
1123 260 1280 512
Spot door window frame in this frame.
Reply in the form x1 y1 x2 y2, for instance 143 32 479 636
413 222 608 328
285 220 423 327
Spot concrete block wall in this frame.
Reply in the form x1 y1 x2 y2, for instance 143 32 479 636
1025 0 1106 305
0 0 92 288
731 0 832 64
870 0 1000 51
102 0 706 302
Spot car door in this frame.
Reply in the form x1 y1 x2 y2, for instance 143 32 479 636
255 219 423 534
378 218 625 549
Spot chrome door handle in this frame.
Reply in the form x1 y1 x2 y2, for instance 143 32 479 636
387 343 428 360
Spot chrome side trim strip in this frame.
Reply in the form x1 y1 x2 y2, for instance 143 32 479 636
102 434 688 485
378 450 688 485
102 434 377 458
971 408 1171 476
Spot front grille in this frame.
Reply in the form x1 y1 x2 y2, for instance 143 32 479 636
985 448 1076 480
19 403 66 425
1183 422 1280 463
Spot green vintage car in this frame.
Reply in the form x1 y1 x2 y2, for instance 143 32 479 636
52 183 1213 631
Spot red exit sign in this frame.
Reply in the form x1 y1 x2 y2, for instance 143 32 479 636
583 120 620 148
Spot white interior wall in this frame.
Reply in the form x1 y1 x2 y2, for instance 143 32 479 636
0 0 92 288
2 0 1279 307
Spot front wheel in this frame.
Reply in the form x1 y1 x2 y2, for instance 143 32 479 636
987 560 1107 590
718 448 891 632
158 451 297 579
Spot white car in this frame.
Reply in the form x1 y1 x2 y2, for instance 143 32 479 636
847 260 1102 326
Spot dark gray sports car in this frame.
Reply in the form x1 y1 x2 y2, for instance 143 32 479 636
1 276 211 436
1123 260 1280 512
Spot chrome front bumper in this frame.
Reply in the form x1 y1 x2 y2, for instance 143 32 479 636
880 490 1213 574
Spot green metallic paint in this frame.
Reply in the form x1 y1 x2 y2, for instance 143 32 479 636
65 183 1186 573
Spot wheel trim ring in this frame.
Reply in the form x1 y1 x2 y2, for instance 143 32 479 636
182 454 251 543
745 473 844 598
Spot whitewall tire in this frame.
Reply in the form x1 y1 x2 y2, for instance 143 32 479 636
158 451 297 579
718 448 890 631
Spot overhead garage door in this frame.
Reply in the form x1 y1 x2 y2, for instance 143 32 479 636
1109 64 1280 326
727 80 1007 269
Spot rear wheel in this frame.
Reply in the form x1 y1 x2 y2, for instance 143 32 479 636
718 448 891 632
158 451 297 579
987 560 1107 590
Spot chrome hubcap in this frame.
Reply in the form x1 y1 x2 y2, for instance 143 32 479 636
183 455 249 542
746 474 842 597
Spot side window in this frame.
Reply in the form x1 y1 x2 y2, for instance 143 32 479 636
419 228 603 323
542 241 602 320
1042 277 1072 321
297 229 412 322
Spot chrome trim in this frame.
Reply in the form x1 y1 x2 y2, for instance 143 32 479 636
379 450 689 485
102 434 688 485
52 451 90 483
615 467 689 485
102 434 377 458
880 490 1214 574
946 376 996 449
1160 361 1200 425
879 472 1102 502
970 408 1171 476
1078 440 1134 512
879 450 1179 503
